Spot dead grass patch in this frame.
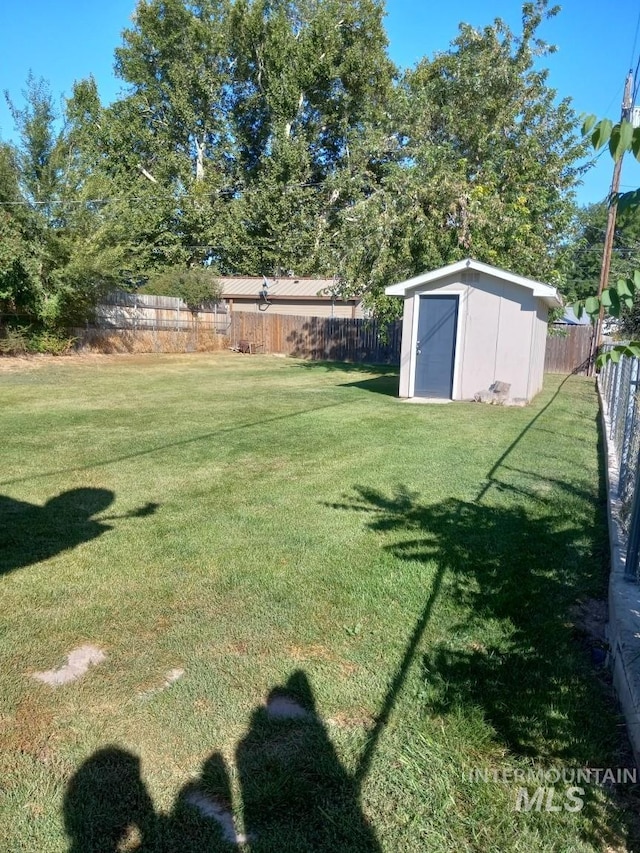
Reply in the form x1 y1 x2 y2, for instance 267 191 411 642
1 696 55 759
287 643 358 676
327 709 376 730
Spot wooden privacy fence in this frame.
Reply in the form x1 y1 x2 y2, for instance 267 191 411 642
96 289 230 333
79 301 402 362
229 313 401 363
544 325 592 376
78 301 592 373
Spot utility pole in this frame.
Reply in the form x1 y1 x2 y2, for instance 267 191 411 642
588 70 635 375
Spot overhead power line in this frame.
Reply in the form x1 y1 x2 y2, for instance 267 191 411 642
0 177 328 208
630 7 640 80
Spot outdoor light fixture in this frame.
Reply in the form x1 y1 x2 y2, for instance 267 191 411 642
259 275 271 305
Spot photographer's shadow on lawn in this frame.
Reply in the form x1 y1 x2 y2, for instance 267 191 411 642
0 488 159 576
63 671 380 852
64 747 158 853
235 670 379 852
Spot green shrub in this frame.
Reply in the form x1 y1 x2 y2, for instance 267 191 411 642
0 325 76 356
143 266 221 310
27 330 76 355
0 326 30 355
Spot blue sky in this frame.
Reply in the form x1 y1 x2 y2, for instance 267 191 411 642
1 0 640 206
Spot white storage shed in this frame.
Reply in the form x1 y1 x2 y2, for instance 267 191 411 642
385 259 562 404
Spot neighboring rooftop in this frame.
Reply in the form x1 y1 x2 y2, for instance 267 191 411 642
557 306 590 325
218 276 352 301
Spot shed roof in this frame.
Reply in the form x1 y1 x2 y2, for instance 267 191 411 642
219 276 356 301
384 258 562 308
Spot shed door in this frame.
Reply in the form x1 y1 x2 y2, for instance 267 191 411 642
415 295 458 398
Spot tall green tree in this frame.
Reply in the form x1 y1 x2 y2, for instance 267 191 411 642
559 202 640 303
327 0 585 317
0 0 592 331
0 142 43 316
2 75 69 324
113 0 237 269
2 75 128 328
227 0 396 274
571 116 640 361
109 0 396 277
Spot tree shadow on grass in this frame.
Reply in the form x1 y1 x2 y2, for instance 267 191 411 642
63 672 380 852
0 489 159 576
338 375 399 397
293 360 399 375
292 360 400 396
336 485 608 754
332 482 637 850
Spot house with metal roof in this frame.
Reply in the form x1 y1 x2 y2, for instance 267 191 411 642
218 276 364 319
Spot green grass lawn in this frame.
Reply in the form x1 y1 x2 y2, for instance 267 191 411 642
0 353 636 851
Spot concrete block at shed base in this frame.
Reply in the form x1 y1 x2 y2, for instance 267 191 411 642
473 381 511 405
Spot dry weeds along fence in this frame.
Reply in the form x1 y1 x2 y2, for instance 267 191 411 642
76 310 402 363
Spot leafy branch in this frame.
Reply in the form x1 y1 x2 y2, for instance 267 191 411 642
572 115 640 366
574 270 640 320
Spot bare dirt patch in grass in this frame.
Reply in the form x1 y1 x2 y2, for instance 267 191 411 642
266 694 311 721
32 644 106 687
185 790 250 844
138 667 185 699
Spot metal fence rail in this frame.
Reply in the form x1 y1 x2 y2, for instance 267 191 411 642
599 353 640 580
94 316 231 333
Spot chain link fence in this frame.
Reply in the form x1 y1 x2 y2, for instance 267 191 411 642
599 352 640 580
